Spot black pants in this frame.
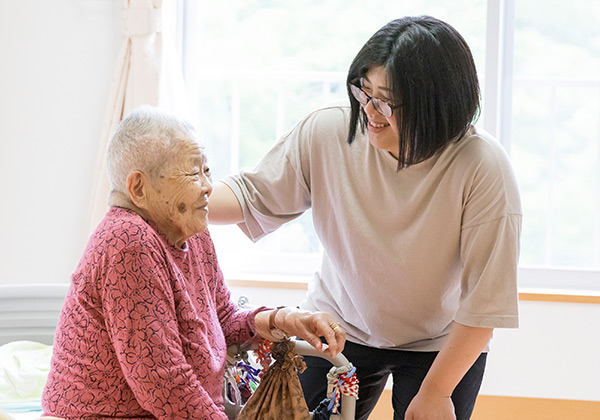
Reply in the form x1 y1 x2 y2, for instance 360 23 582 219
299 340 487 420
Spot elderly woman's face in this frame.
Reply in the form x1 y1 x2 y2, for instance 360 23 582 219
145 140 213 247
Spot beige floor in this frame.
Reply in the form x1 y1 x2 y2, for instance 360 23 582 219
367 391 600 420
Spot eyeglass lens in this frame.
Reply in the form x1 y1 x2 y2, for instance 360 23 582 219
349 84 392 117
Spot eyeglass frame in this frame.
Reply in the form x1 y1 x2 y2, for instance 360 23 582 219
348 79 400 118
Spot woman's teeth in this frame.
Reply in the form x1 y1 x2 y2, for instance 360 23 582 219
369 121 388 128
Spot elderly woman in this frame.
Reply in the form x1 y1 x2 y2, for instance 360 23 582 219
41 106 346 420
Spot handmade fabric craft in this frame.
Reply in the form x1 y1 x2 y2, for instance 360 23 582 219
237 340 311 420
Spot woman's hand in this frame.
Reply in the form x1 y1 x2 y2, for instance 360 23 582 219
254 307 346 357
404 323 492 419
404 386 456 420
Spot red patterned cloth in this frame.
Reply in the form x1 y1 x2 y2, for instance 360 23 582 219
42 207 265 420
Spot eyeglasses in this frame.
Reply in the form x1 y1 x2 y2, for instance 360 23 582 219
349 83 396 118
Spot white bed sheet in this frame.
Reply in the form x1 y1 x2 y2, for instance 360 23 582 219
0 406 43 420
9 413 43 420
0 284 66 420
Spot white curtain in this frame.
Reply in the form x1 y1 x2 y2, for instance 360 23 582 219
87 0 188 232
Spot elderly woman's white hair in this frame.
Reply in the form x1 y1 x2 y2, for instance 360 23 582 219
107 105 198 196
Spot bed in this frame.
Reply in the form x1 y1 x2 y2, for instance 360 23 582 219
0 283 356 420
0 283 68 420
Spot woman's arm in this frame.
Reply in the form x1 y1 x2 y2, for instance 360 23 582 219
405 323 493 420
208 181 244 224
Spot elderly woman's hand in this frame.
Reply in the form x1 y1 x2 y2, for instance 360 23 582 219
254 307 346 358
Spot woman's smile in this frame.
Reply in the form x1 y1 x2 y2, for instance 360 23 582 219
368 119 390 132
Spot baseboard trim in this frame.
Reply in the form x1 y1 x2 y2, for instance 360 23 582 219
368 391 600 419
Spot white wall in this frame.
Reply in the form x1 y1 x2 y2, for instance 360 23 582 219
0 0 121 285
482 300 600 401
0 0 598 405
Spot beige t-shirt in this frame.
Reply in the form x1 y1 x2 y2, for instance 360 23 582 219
222 103 522 351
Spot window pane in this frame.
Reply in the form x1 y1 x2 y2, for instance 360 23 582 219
183 1 487 277
511 1 600 268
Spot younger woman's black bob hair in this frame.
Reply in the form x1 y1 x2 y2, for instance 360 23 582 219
346 16 481 169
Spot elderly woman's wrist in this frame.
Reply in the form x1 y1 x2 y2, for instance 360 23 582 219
254 307 287 341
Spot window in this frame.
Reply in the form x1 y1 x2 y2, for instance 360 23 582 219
510 1 600 271
182 1 600 290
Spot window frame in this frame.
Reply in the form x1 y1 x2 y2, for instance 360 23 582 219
179 0 600 294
